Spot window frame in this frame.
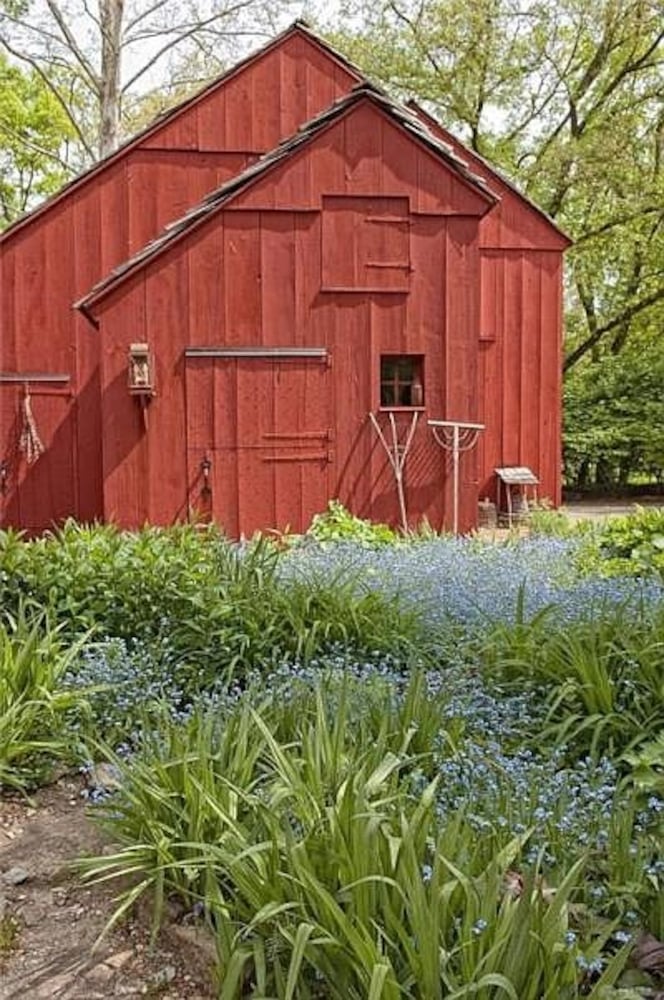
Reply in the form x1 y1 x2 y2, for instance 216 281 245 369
379 354 425 410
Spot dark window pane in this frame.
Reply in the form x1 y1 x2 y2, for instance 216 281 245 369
381 383 396 406
380 355 424 408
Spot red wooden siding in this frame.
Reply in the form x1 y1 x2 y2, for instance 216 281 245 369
185 357 332 536
322 196 411 291
93 97 489 534
0 27 360 532
408 102 567 505
477 250 563 504
141 32 358 153
1 27 567 536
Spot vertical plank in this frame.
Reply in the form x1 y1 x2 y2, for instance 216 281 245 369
501 252 522 465
520 251 541 476
260 213 296 344
223 214 261 343
445 217 481 532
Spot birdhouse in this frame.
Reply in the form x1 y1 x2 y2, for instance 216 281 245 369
128 343 154 395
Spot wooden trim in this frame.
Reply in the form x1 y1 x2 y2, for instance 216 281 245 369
185 346 328 360
0 372 70 384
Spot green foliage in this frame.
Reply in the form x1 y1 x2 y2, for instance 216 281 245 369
0 523 424 692
307 500 397 545
564 340 664 490
480 594 664 760
623 732 664 797
596 508 664 579
528 503 580 539
80 678 632 998
0 606 91 791
0 914 20 964
0 53 75 226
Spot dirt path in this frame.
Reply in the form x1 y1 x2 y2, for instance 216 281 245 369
0 778 215 999
563 498 663 521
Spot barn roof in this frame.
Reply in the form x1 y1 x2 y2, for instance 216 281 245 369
76 84 497 317
1 19 569 253
407 100 571 246
0 20 363 244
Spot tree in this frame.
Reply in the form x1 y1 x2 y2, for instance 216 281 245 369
564 322 664 489
0 0 293 161
0 52 75 226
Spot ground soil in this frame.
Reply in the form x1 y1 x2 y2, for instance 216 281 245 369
0 777 216 999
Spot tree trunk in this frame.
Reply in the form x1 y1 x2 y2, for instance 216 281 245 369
99 0 124 158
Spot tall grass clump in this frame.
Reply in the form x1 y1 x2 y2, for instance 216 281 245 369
478 591 664 760
79 673 643 998
0 606 90 791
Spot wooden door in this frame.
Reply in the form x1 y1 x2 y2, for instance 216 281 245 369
185 353 332 536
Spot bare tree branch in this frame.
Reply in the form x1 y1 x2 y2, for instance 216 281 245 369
44 0 101 91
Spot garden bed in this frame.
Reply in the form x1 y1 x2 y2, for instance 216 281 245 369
1 510 664 997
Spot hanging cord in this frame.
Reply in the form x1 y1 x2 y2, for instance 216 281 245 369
19 384 45 464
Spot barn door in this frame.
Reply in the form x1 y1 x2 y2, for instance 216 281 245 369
185 349 332 536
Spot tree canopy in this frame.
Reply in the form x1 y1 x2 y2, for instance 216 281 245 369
0 53 74 226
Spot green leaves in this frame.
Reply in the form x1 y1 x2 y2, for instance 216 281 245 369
0 53 75 226
0 524 425 701
77 675 636 998
0 605 91 791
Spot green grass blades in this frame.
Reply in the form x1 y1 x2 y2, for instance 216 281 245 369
481 596 664 761
0 605 91 792
1 525 425 693
78 682 633 998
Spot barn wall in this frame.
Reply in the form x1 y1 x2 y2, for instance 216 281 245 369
0 31 359 532
409 104 568 506
477 250 563 504
96 105 487 535
140 32 358 153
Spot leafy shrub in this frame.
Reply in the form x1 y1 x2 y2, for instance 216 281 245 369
624 733 664 797
1 526 425 697
528 501 580 538
480 596 664 760
596 508 664 578
0 521 227 641
307 500 397 545
0 607 90 791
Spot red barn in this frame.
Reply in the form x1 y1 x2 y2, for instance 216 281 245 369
0 23 570 536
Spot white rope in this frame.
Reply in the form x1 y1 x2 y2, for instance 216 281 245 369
19 386 45 464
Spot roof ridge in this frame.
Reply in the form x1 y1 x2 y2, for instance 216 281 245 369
76 86 496 316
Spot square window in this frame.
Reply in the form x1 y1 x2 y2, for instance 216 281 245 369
380 355 424 408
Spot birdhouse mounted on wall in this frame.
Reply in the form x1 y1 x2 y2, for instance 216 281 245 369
128 343 154 395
